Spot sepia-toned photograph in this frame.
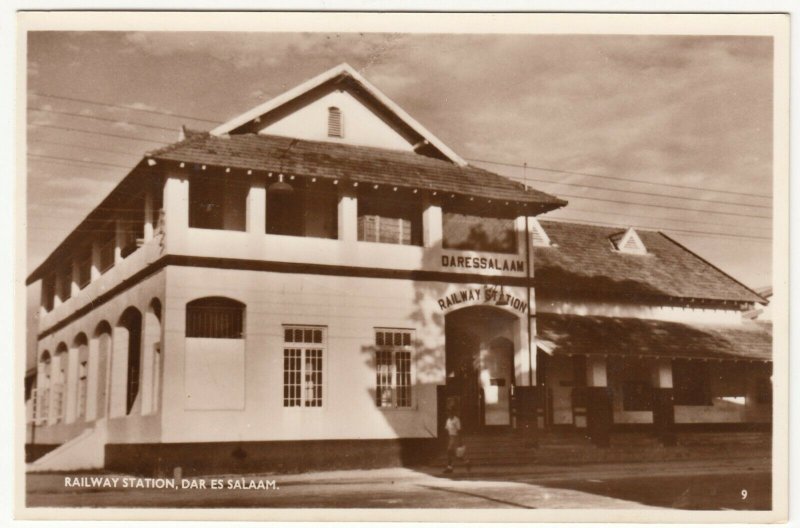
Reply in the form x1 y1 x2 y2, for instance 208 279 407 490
15 11 789 523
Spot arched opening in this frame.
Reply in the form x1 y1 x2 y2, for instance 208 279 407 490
141 299 163 415
36 351 52 425
89 321 112 421
112 307 143 417
444 306 519 432
53 343 68 424
72 333 89 422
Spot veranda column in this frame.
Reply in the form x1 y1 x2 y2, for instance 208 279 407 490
247 177 266 236
422 199 443 248
585 355 612 447
143 190 154 242
70 257 81 297
338 188 358 242
114 219 124 265
162 172 190 254
90 240 101 282
651 358 676 446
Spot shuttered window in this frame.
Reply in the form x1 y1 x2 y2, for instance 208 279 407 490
186 297 245 338
327 107 343 137
375 329 413 408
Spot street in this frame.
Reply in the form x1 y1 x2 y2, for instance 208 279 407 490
26 458 771 510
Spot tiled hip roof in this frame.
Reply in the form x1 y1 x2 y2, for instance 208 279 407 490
147 133 567 210
537 313 772 361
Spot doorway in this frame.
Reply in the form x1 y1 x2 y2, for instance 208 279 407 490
444 306 518 432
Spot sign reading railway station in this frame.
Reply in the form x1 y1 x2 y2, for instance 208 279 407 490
436 285 528 314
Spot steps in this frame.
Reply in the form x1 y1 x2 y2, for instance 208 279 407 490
26 420 108 472
430 430 771 468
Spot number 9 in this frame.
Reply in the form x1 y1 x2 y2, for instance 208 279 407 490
741 489 748 500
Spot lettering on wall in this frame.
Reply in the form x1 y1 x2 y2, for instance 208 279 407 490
441 255 525 273
436 285 527 314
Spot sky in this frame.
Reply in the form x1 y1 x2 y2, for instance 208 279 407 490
25 32 774 362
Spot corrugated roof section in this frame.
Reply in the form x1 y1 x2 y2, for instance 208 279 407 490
147 133 567 209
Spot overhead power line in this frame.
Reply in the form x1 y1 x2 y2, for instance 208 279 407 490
547 216 771 242
29 124 169 144
30 139 141 156
543 191 770 220
562 207 770 231
30 92 220 124
28 153 133 170
518 174 770 210
28 107 178 133
26 150 774 226
30 91 772 203
469 158 772 200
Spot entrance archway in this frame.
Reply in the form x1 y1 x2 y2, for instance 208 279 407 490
444 306 519 432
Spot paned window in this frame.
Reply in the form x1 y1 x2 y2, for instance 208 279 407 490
375 329 413 408
283 326 325 407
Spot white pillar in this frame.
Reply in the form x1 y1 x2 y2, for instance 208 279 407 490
422 200 443 248
85 338 100 421
143 190 154 242
247 178 266 235
70 258 81 296
163 173 190 253
515 216 527 257
651 358 673 389
64 347 79 424
109 328 129 418
338 189 358 242
53 271 65 307
90 241 101 281
114 219 124 264
586 356 608 387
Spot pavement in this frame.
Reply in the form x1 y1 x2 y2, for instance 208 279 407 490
25 457 771 510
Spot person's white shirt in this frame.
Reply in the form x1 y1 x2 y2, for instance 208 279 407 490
445 416 461 436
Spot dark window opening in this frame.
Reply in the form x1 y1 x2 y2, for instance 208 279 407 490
189 174 247 231
756 376 772 404
186 297 245 338
357 196 422 246
442 210 517 254
621 380 653 411
673 360 712 406
120 309 142 415
266 184 338 239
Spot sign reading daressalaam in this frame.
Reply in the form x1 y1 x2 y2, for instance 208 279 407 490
441 254 525 273
437 285 528 314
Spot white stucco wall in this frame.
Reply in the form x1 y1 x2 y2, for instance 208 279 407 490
160 266 532 443
258 89 415 152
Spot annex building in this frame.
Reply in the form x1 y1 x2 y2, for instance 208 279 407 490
25 64 772 474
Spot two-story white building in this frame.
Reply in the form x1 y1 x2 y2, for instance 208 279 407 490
25 64 771 475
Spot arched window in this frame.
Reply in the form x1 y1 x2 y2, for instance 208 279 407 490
327 107 343 138
73 333 89 421
186 297 245 338
35 351 52 425
53 343 68 423
118 307 143 416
